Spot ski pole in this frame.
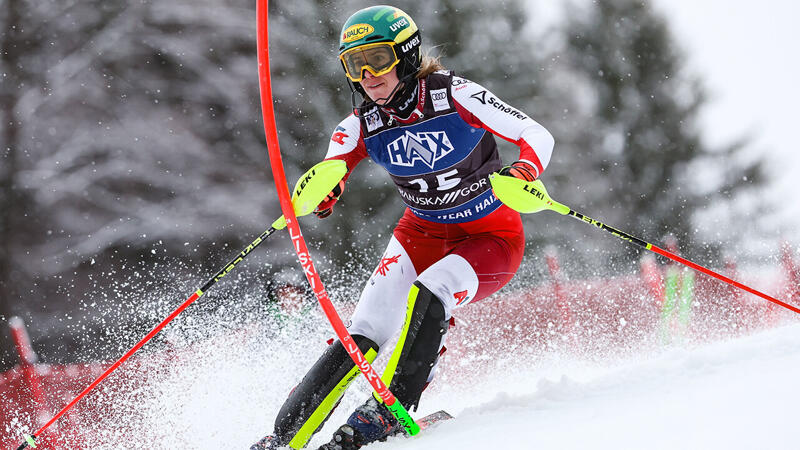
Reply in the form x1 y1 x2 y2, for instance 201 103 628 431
14 226 277 449
489 175 800 315
255 0 419 436
14 160 348 449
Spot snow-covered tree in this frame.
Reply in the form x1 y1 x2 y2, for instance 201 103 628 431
534 0 763 275
0 0 768 368
1 0 279 367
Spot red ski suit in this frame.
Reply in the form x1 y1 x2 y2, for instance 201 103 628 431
323 71 554 347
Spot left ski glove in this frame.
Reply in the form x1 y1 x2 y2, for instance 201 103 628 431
499 160 537 182
314 180 345 219
271 159 347 229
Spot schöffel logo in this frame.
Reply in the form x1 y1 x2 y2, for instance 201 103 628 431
387 130 454 168
342 24 374 43
470 90 527 120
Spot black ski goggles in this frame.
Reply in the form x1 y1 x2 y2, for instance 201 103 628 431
340 42 401 83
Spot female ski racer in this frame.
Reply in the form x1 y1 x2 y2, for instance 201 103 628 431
252 5 554 450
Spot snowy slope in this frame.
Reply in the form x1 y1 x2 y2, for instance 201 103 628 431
34 319 799 449
348 324 800 450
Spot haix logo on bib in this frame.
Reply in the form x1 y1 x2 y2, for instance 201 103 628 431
387 130 454 168
342 24 374 43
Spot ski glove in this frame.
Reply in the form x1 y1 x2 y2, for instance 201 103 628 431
314 180 345 219
499 160 537 182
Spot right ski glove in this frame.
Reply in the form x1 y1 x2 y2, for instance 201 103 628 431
313 180 345 219
499 160 537 182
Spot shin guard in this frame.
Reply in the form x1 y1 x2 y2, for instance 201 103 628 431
381 281 449 411
274 335 378 449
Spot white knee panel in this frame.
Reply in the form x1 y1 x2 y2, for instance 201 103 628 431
347 239 480 357
416 254 480 319
416 255 479 384
348 236 418 347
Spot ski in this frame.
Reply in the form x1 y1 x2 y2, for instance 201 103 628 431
417 410 454 431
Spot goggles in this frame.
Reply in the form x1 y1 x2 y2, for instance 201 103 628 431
340 42 400 83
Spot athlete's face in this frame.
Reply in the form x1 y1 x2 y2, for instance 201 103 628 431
361 67 400 105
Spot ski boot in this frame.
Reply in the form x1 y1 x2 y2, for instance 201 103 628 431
318 397 402 449
250 434 282 450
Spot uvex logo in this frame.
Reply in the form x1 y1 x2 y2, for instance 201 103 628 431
401 36 420 53
387 130 454 168
390 17 409 32
342 24 374 43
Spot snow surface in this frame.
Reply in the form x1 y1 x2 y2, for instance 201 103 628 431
372 324 800 450
60 318 800 450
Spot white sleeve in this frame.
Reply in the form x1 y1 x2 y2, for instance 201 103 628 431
325 113 363 159
451 76 554 176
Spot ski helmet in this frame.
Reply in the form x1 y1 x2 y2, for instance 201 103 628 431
338 5 422 85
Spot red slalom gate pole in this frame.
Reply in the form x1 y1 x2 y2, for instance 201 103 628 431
9 318 47 427
255 0 418 434
19 293 204 449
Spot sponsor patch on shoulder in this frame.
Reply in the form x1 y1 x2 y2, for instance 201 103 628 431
364 107 384 132
430 88 449 112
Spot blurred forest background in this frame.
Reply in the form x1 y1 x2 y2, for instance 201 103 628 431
0 0 774 370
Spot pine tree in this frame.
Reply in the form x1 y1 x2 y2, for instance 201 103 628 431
541 0 763 274
0 0 283 365
2 0 765 366
0 0 25 369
